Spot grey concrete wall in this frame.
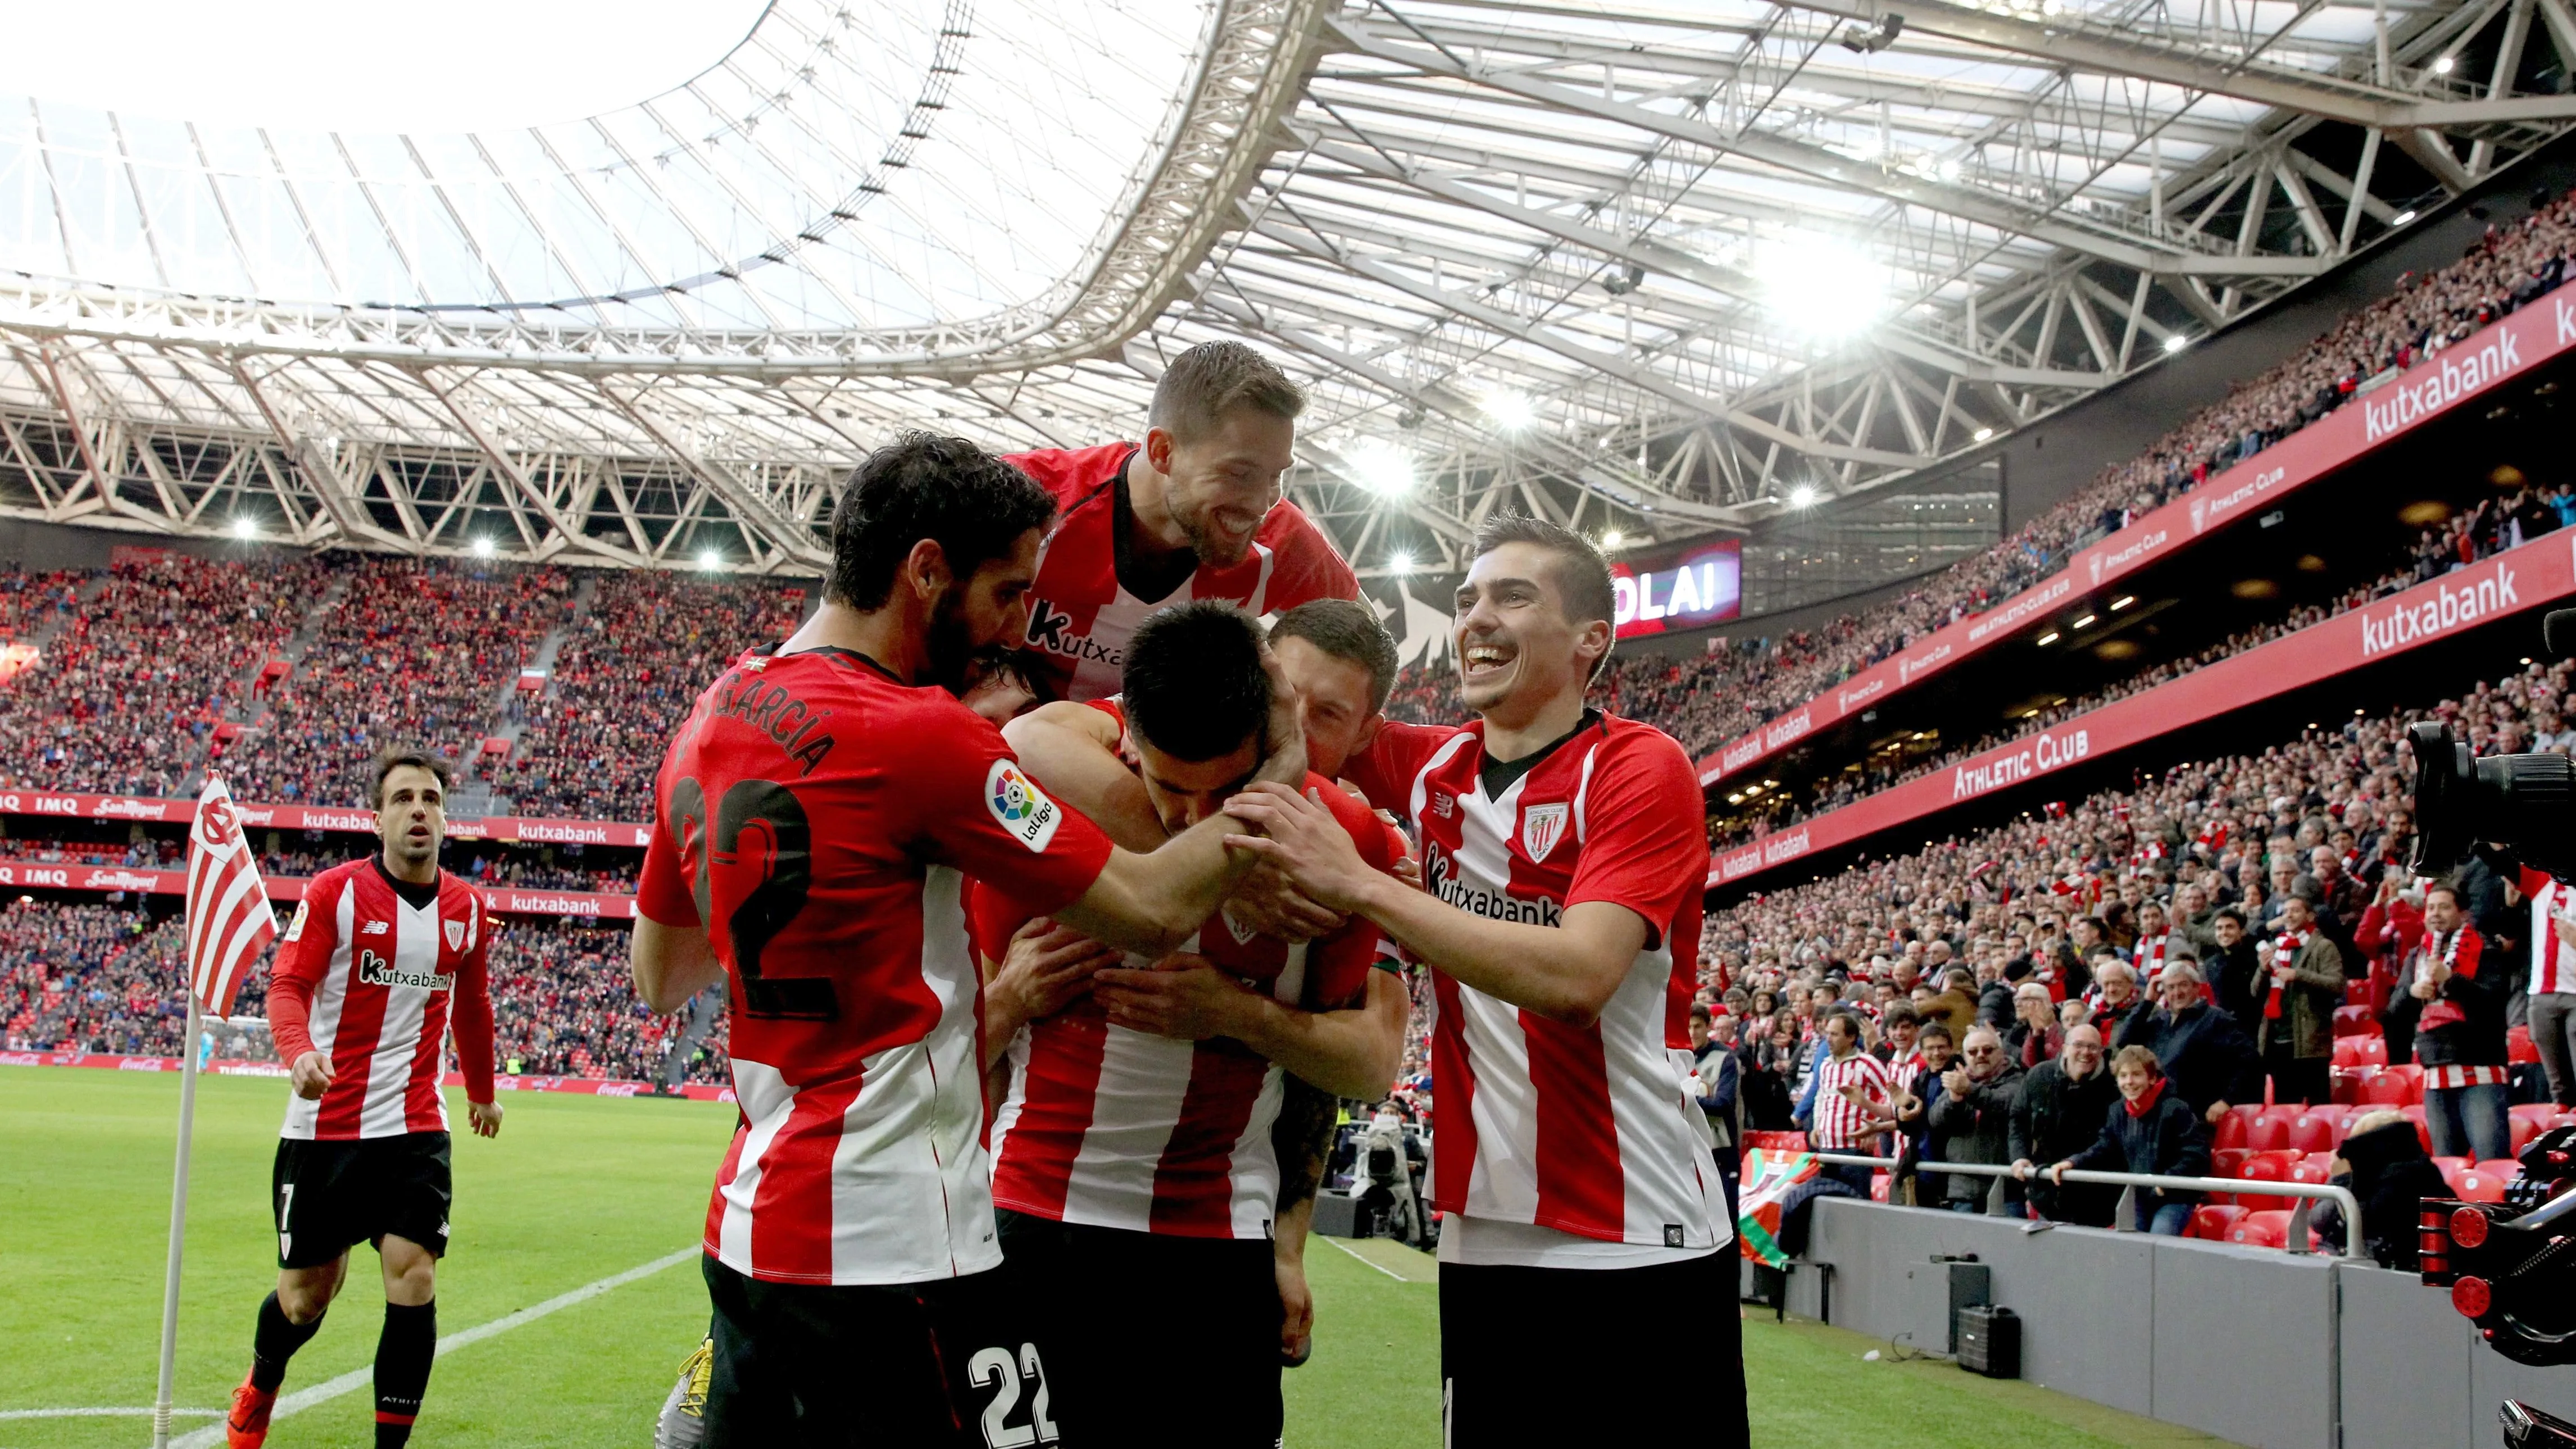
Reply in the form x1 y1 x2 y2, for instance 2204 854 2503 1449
1787 1198 2576 1448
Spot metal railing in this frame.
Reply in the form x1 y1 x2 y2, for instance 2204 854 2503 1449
1805 1152 2368 1261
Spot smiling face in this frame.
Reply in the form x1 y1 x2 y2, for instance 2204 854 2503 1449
1451 540 1609 717
1147 407 1294 567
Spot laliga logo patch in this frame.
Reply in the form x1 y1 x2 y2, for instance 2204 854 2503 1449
445 919 466 951
985 760 1064 853
1521 802 1569 862
281 899 310 943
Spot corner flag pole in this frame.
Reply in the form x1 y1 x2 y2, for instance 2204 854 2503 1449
152 989 205 1449
157 776 281 1449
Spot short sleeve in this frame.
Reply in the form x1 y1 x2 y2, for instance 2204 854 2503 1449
1304 778 1398 1009
967 878 1039 967
637 797 700 927
897 700 1115 916
1565 732 1709 951
1341 720 1464 825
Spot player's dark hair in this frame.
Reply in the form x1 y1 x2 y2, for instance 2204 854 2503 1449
1470 512 1618 683
366 747 454 808
826 433 1057 611
1269 598 1398 713
1147 342 1306 443
1124 602 1270 763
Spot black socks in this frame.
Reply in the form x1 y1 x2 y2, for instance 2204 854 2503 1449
249 1291 324 1393
372 1299 437 1448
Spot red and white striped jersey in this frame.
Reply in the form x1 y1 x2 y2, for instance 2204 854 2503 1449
1003 444 1358 702
1806 1050 1896 1151
265 859 494 1141
2522 867 2576 996
973 698 1393 1238
1345 714 1724 1261
639 646 1118 1286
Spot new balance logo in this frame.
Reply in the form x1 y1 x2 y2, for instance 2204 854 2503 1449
361 920 389 935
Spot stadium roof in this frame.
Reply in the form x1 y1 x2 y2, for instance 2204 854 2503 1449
0 0 2569 576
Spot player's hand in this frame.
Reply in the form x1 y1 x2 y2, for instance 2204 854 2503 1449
1253 644 1310 784
1221 783 1378 913
2204 1098 2230 1125
290 1050 334 1101
994 920 1122 1026
467 1098 503 1138
1276 1248 1315 1366
1093 953 1252 1041
1227 864 1346 943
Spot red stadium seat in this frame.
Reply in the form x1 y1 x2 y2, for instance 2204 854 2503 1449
2226 1103 2270 1149
2189 1205 2249 1241
2289 1153 2334 1187
1870 1173 1891 1203
2333 1035 2388 1068
2330 1068 2368 1105
2453 1166 2510 1203
2511 1024 2541 1066
2511 1113 2544 1155
2213 1111 2250 1151
2228 1210 2291 1248
2287 1111 2339 1156
2475 1159 2523 1188
2257 1103 2306 1140
2363 1071 2415 1106
2553 1113 2576 1135
2333 1005 2377 1037
2434 1156 2473 1193
2234 1151 2300 1212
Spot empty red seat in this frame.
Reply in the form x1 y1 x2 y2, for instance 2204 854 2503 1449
2386 1064 2426 1103
2475 1159 2523 1186
2245 1109 2291 1152
2552 1113 2576 1134
2236 1151 2300 1211
2434 1156 2473 1193
1871 1172 1891 1203
2287 1111 2339 1155
2513 1102 2557 1124
2213 1111 2250 1151
2511 1025 2541 1065
2330 1069 2368 1105
2229 1210 2292 1248
2289 1153 2334 1187
2189 1204 2250 1241
2333 1005 2376 1037
2212 1147 2253 1178
2454 1167 2509 1203
2334 1035 2389 1068
2364 1071 2416 1106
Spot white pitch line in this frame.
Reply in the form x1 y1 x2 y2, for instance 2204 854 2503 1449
0 1408 218 1420
166 1246 698 1449
1325 1236 1419 1282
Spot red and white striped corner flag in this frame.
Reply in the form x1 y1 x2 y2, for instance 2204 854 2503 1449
185 776 276 1017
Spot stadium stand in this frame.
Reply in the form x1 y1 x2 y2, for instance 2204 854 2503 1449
491 570 802 821
1388 184 2576 767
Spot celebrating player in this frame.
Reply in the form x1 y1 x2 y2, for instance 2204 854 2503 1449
978 601 1407 1447
1005 340 1356 703
224 749 501 1449
1221 514 1751 1446
627 433 1306 1447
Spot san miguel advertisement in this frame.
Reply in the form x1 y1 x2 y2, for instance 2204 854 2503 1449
1614 540 1742 639
1696 292 2576 789
0 789 652 848
0 860 638 919
1709 529 2576 889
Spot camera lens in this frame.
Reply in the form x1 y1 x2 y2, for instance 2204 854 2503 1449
2409 721 2576 878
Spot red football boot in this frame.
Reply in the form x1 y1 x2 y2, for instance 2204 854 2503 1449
226 1370 277 1449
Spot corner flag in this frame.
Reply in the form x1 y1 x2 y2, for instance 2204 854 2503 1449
184 776 275 1015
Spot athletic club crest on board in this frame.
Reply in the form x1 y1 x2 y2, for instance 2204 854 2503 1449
1522 803 1569 862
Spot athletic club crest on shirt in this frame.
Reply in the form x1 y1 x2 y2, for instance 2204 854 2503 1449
445 919 466 951
1521 803 1569 862
1220 903 1259 945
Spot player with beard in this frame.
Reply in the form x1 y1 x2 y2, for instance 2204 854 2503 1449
1220 514 1748 1447
971 601 1407 1447
1004 341 1356 704
629 433 1307 1448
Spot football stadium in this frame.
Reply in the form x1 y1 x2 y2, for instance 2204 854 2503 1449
11 1 2576 1445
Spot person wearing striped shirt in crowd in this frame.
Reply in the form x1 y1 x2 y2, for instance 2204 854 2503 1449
2389 880 2513 1161
1224 514 1744 1447
2510 865 2576 1106
1794 1010 1900 1195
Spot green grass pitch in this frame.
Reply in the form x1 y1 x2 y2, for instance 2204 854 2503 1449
0 1067 2222 1448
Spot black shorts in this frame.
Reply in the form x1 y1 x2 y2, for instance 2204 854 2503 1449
271 1133 453 1270
1441 1251 1747 1447
997 1209 1281 1449
701 1254 1049 1449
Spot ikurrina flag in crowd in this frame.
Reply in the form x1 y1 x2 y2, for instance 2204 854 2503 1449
185 776 278 1015
1736 1146 1823 1269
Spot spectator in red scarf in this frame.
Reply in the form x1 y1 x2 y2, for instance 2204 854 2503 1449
2390 881 2513 1160
2042 1044 2211 1234
2251 894 2343 1106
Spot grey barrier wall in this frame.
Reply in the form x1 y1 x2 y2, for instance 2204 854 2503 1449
1765 1199 2576 1448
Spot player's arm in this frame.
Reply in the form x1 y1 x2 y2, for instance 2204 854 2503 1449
267 888 338 1100
1002 702 1165 852
453 910 502 1137
979 919 1123 1071
631 916 724 1016
1221 779 1673 1028
1093 961 1407 1098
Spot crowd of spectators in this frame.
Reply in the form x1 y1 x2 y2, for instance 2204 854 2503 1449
0 555 328 800
0 565 88 642
222 558 573 807
1705 479 2576 847
0 899 721 1086
492 571 802 821
1389 187 2576 762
